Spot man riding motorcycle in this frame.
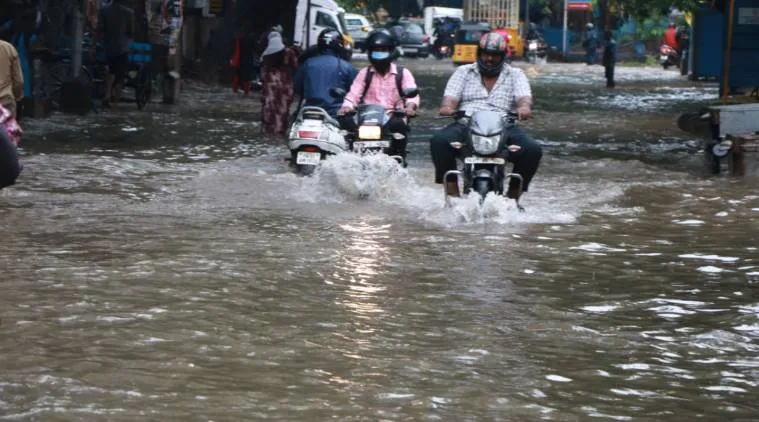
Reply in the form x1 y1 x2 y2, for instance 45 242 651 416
337 30 420 162
430 32 542 199
294 28 357 117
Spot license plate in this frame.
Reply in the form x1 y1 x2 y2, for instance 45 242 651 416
358 126 382 140
660 55 668 61
296 151 321 165
354 140 390 150
464 156 505 165
404 47 418 53
529 42 537 50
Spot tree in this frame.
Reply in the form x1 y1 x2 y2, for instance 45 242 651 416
597 0 711 30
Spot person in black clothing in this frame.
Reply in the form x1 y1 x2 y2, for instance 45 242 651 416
602 30 616 89
97 0 134 106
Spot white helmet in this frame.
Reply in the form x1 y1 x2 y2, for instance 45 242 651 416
586 23 594 30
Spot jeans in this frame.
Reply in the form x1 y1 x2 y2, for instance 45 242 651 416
429 122 542 191
604 63 615 88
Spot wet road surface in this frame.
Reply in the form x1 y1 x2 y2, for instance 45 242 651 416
2 60 759 421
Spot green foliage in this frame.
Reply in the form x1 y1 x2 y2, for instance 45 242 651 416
636 16 667 40
611 0 710 21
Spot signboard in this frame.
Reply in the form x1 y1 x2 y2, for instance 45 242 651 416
568 0 591 11
738 8 759 25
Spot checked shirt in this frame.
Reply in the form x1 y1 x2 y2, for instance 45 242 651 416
443 64 532 114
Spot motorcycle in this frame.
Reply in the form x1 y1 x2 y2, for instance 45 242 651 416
287 105 349 175
442 110 525 211
525 37 547 64
433 34 455 60
659 44 680 70
339 87 419 167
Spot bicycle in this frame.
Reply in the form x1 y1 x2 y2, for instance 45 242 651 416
39 34 104 113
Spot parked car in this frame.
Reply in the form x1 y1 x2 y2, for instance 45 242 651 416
387 20 430 58
344 13 373 52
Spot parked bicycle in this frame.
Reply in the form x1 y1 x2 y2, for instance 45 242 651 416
40 35 156 112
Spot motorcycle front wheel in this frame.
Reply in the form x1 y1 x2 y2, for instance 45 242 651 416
474 178 491 203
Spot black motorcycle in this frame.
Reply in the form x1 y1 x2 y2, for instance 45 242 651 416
443 110 525 211
332 87 419 167
433 33 455 60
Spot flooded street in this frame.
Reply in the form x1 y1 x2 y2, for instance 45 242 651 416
2 59 759 420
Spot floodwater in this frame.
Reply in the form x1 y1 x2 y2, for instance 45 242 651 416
2 59 758 421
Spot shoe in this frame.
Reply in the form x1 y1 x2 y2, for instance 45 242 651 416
445 181 460 197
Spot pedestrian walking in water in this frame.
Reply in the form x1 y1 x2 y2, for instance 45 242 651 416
582 22 598 65
97 0 134 106
0 39 24 118
260 31 298 137
602 30 616 89
0 105 22 190
230 24 257 96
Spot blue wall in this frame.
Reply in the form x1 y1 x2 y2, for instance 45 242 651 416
692 8 723 79
722 0 759 94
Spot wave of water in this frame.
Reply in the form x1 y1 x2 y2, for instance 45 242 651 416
279 152 640 229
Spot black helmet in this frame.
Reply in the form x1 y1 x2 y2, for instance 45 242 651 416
476 32 508 77
366 29 398 66
317 28 345 55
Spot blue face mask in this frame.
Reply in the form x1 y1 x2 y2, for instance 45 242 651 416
370 51 391 60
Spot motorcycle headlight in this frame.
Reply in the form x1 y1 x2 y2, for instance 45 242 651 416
470 134 500 155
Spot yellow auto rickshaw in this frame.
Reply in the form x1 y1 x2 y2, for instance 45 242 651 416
452 22 491 66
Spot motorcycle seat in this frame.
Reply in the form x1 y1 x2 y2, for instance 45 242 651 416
300 106 340 127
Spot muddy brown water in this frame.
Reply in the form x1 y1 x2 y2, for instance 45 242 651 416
2 60 758 421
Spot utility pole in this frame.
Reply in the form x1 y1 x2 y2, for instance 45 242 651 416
561 0 568 57
71 0 84 78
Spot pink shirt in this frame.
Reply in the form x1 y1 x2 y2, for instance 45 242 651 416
342 63 420 111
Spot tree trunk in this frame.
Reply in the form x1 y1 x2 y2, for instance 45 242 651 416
598 0 608 31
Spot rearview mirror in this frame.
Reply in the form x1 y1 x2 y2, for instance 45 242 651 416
402 88 419 99
329 87 347 98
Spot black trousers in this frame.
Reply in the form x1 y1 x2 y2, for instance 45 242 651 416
604 63 615 88
338 115 410 157
0 130 21 190
429 122 542 191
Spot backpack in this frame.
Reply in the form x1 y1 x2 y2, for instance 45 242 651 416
358 65 406 107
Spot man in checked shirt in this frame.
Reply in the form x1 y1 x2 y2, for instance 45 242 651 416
431 32 543 199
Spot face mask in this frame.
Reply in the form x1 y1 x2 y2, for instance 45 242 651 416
370 51 391 60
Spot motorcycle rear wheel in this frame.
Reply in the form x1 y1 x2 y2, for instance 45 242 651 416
296 164 317 176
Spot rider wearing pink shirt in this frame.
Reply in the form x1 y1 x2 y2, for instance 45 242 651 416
338 30 420 162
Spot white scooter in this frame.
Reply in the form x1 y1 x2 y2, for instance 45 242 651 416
287 105 349 175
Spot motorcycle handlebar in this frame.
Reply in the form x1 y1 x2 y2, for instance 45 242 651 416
436 110 521 120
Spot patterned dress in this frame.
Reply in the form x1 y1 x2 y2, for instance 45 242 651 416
260 48 298 137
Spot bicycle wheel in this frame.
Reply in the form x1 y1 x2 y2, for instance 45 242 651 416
40 60 71 110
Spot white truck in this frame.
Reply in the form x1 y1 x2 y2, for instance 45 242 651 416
423 6 464 44
292 0 354 54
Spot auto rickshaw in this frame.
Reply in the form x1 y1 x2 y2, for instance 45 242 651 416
492 27 524 58
452 22 491 66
